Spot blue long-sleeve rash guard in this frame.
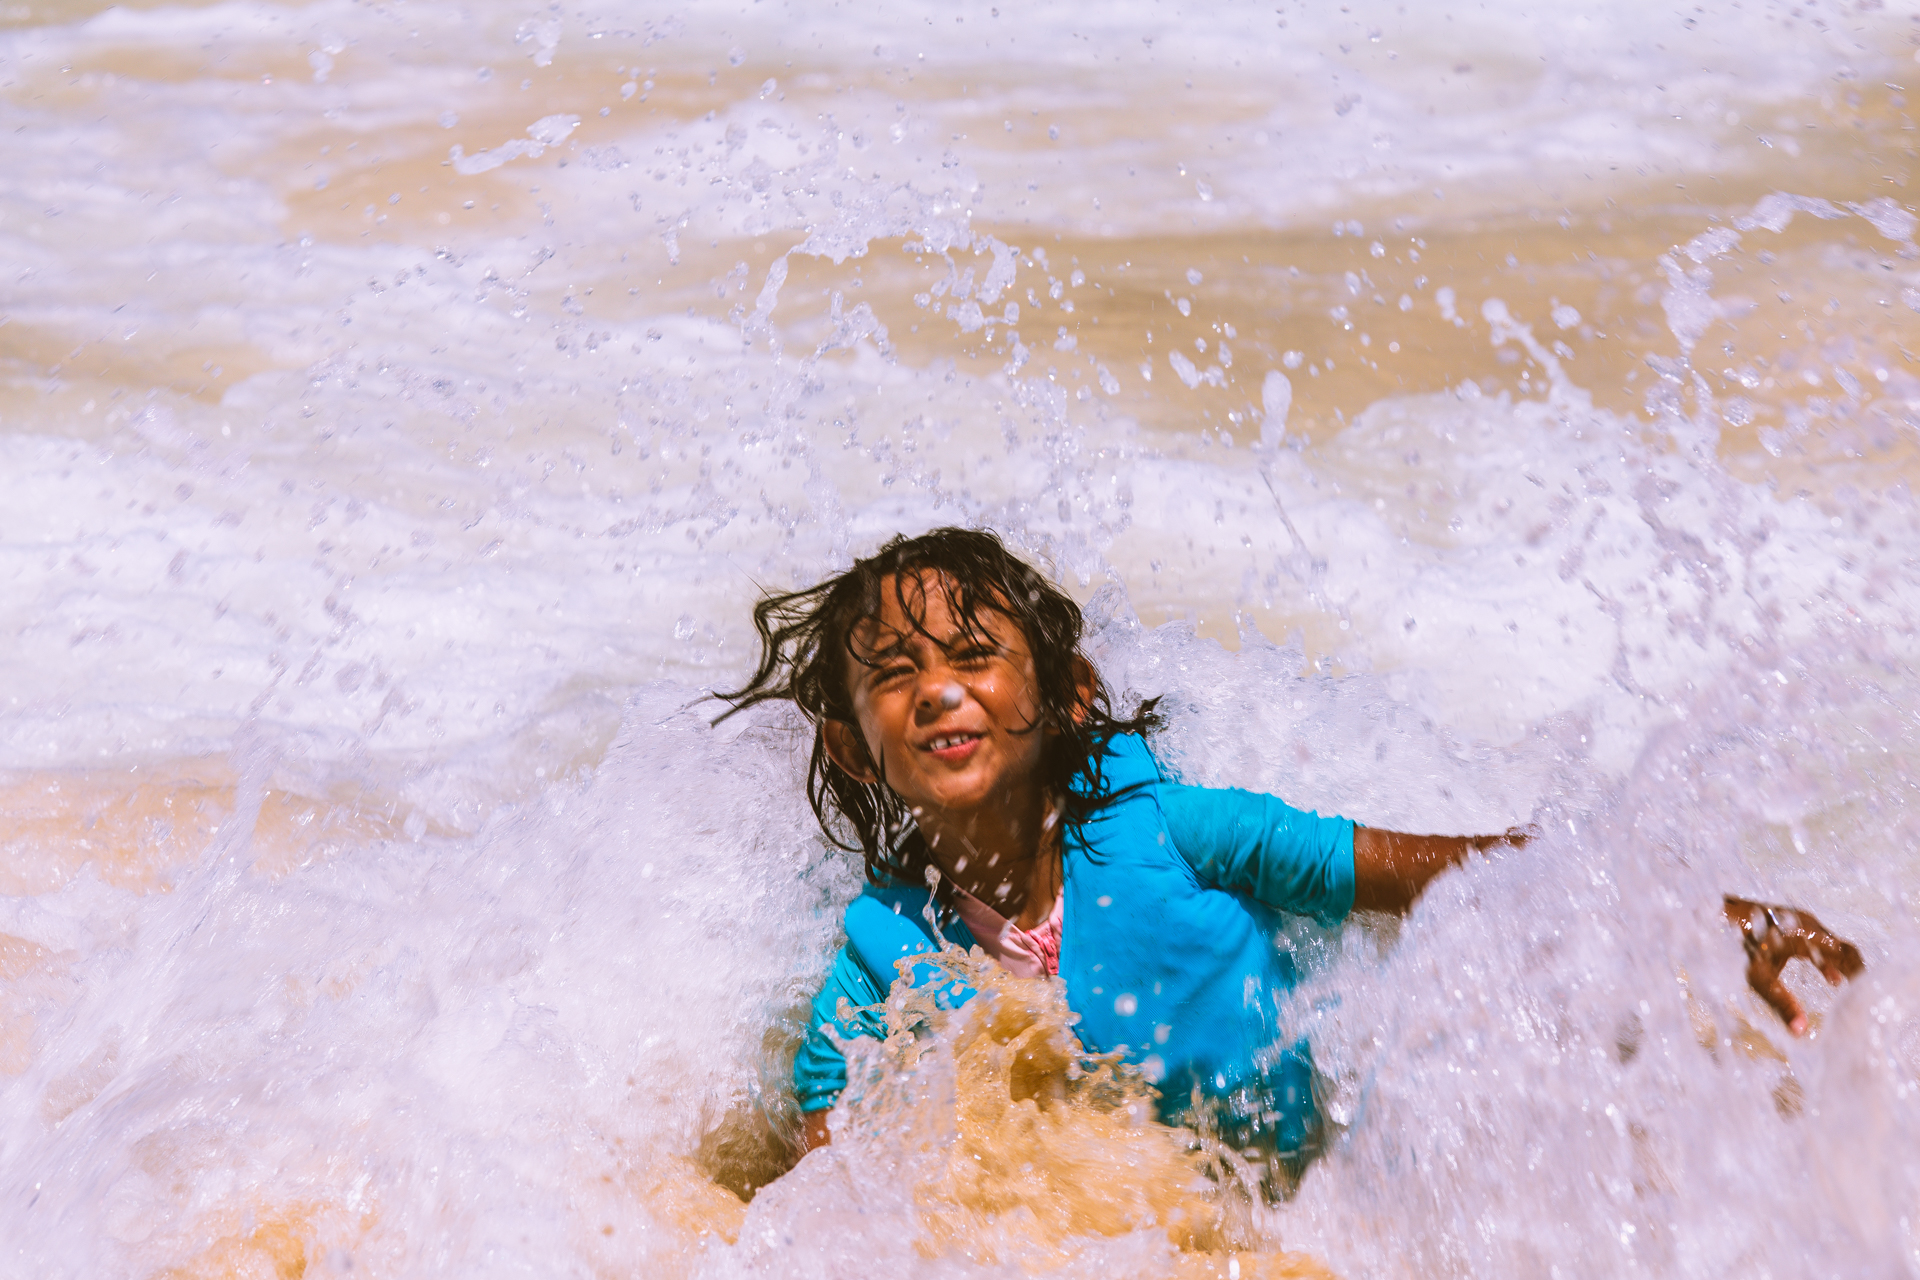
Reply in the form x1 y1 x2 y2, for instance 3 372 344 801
792 734 1355 1142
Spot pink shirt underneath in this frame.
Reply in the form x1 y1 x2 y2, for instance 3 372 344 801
948 883 1063 978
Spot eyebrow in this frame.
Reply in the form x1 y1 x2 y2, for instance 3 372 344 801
850 624 1001 670
858 650 909 682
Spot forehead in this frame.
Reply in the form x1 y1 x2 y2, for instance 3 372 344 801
847 571 1016 653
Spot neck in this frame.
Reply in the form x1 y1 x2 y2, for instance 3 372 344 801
918 782 1060 931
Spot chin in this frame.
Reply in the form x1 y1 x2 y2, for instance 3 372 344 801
920 780 1000 813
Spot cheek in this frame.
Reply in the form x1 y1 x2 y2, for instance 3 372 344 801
1004 666 1044 713
858 703 910 765
984 673 1046 732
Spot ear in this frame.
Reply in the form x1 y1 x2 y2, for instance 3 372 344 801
822 719 880 784
1068 654 1097 726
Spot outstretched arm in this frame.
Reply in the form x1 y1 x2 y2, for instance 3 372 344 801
1349 825 1527 913
1350 828 1868 1037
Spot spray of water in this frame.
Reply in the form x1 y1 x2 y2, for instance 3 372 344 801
734 943 1334 1279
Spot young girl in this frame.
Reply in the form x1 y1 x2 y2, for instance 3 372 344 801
721 528 1862 1183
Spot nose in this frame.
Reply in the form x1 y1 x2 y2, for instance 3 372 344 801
913 667 966 713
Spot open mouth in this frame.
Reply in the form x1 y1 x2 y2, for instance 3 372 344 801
924 732 982 753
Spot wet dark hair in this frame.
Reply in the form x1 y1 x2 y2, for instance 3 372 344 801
715 527 1158 884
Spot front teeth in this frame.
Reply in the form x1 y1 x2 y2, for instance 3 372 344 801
930 734 975 750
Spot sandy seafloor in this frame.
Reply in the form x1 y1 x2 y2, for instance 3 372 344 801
6 0 1920 1275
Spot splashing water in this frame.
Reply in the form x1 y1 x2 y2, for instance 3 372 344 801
7 0 1920 1276
747 945 1333 1277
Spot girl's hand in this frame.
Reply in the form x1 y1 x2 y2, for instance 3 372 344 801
1722 896 1865 1035
801 1111 832 1152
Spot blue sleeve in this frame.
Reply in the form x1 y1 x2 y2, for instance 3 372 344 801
1158 784 1355 928
791 891 980 1113
792 946 887 1112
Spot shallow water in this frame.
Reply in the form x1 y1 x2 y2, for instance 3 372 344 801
6 0 1920 1275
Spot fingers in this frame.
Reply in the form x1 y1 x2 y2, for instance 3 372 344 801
1723 895 1762 931
1722 896 1867 1035
1745 949 1809 1036
1761 910 1867 984
1808 931 1865 984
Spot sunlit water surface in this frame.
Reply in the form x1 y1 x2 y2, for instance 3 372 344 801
6 0 1920 1275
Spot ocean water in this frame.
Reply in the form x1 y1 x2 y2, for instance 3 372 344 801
5 0 1920 1274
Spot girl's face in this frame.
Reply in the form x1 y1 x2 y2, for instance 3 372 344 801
823 573 1055 826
